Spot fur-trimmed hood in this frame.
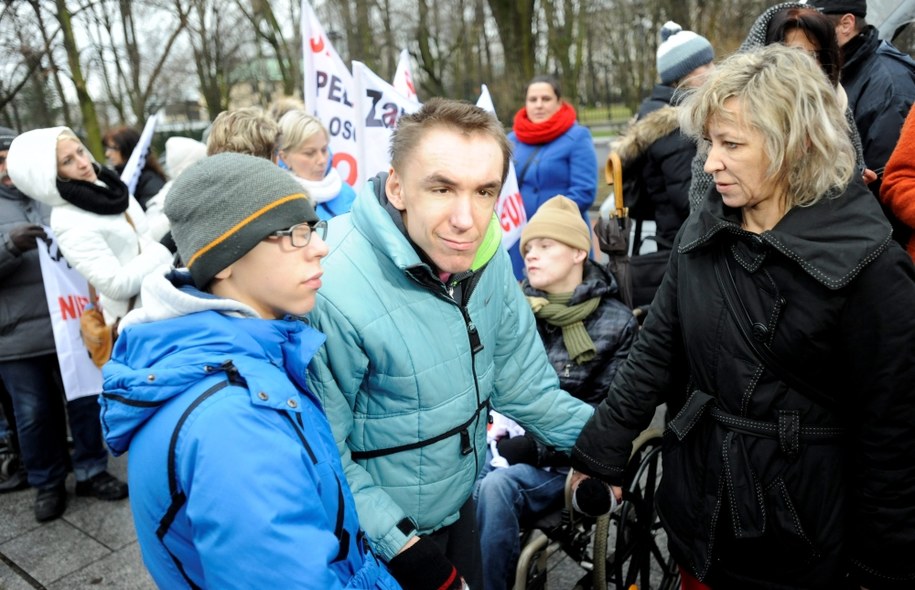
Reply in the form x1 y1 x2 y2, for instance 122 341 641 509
613 105 681 166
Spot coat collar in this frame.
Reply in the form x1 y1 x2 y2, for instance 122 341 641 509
678 181 892 289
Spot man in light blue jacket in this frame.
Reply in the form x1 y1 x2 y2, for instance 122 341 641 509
308 98 595 590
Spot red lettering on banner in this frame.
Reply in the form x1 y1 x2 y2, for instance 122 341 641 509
499 192 523 231
310 36 325 53
59 295 89 320
332 152 359 186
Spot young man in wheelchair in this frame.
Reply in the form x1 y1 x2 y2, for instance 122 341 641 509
474 196 638 590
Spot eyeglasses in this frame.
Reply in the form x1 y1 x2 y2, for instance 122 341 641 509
269 220 327 247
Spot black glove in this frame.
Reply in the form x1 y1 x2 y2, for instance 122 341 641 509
7 224 46 252
496 433 540 466
387 537 464 590
572 478 615 517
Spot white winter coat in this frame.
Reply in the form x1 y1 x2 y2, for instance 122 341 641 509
7 126 172 324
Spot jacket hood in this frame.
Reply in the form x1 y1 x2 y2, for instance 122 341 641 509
6 126 98 207
739 2 809 52
679 180 892 289
355 172 502 275
522 258 620 303
101 270 326 455
164 136 207 179
614 106 682 166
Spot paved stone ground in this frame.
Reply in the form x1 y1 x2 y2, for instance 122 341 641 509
0 453 155 590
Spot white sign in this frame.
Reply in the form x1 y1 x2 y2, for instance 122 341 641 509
392 49 418 102
476 85 527 249
35 227 102 400
120 114 159 196
301 1 361 190
352 60 421 191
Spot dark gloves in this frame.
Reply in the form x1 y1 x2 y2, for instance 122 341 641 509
387 536 464 590
496 433 539 466
497 433 567 468
7 224 46 252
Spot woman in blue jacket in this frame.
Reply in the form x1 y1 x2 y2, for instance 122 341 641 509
99 153 398 590
508 76 597 279
277 109 357 220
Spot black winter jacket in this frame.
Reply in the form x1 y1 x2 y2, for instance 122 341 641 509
522 260 637 407
841 26 915 245
572 181 915 589
623 85 694 247
0 185 54 361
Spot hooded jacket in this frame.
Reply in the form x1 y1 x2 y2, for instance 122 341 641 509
100 270 399 590
0 184 53 361
522 260 637 406
572 180 915 589
619 87 693 246
7 127 172 324
688 2 868 212
306 174 594 561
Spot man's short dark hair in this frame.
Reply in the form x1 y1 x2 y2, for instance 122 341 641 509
389 98 512 184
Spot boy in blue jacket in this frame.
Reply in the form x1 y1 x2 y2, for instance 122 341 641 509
99 153 399 589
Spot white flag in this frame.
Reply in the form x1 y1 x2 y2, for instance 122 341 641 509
392 49 418 102
476 85 527 250
301 1 361 189
352 61 421 191
120 114 159 196
35 227 102 400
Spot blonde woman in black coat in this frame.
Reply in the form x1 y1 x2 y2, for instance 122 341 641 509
571 45 915 589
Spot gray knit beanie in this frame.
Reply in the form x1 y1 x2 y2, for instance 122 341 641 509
0 126 17 152
656 22 715 85
165 152 317 289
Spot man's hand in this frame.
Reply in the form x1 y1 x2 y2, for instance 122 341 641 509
863 168 877 184
8 224 46 252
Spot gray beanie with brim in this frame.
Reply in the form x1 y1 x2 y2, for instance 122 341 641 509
164 152 318 289
0 126 17 152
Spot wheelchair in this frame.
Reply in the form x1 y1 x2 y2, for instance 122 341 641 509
513 429 679 590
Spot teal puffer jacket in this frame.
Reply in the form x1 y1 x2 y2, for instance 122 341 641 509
307 175 593 561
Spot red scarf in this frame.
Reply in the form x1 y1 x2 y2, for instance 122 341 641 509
512 101 577 145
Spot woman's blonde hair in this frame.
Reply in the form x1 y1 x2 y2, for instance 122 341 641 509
679 44 855 207
206 107 278 160
276 109 327 154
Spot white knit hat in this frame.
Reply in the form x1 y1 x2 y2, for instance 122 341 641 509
656 21 715 85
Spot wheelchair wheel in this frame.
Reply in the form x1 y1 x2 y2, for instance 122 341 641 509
606 433 680 590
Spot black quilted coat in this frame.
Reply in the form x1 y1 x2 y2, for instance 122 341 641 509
522 260 638 406
571 181 915 589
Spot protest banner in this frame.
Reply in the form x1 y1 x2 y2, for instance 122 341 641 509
35 227 102 400
392 49 418 102
119 114 159 196
352 60 421 190
301 0 361 189
476 85 526 249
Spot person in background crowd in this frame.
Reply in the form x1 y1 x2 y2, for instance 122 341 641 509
809 0 915 247
267 95 307 124
617 21 714 249
99 153 399 590
144 136 207 244
474 195 637 590
2 126 136 521
102 126 168 211
276 110 356 220
307 99 593 590
880 107 915 263
571 45 915 589
508 75 597 280
206 107 279 160
688 1 873 212
0 378 26 493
